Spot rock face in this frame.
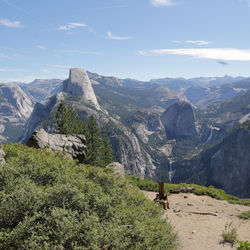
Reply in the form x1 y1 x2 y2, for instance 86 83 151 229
63 68 100 109
0 83 34 142
208 126 250 198
129 109 165 143
106 162 125 179
26 129 87 163
0 143 5 164
161 101 197 139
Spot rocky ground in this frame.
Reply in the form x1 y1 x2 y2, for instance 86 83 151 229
144 191 250 250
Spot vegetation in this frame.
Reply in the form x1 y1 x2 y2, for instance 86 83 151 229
0 143 178 249
238 210 250 220
221 222 238 246
237 241 250 250
127 176 250 206
54 101 114 167
54 100 84 135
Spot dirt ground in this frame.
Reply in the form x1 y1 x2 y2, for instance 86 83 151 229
143 191 250 250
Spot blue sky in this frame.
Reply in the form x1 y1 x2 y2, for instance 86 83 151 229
1 0 250 82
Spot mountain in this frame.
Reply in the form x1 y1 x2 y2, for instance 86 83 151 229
19 79 63 102
150 76 245 90
0 83 33 142
182 78 250 107
161 101 197 139
196 89 250 129
63 68 100 110
21 68 160 179
171 121 250 198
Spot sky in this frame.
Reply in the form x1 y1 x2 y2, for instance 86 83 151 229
1 0 250 82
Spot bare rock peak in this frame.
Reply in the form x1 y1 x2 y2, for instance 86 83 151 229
63 68 100 109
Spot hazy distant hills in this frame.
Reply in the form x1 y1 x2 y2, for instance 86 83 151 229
19 79 63 102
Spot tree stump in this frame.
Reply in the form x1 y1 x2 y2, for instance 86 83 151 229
158 182 165 200
154 182 170 210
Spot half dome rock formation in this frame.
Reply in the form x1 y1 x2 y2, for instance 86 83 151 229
63 68 100 110
161 101 197 139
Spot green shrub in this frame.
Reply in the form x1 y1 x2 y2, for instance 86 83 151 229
237 241 250 250
238 210 250 220
0 143 178 249
221 222 238 246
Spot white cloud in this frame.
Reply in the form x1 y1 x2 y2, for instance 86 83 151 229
151 0 176 7
58 22 86 31
173 40 212 46
185 40 212 46
0 18 22 28
37 45 47 50
139 48 250 61
107 31 132 40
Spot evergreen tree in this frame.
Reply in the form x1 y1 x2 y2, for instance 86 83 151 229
84 115 102 166
99 133 115 167
54 101 84 135
54 101 71 134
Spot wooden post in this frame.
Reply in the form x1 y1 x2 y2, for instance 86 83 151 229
158 182 165 200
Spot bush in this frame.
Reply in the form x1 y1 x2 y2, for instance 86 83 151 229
0 143 178 249
221 222 238 246
237 241 250 250
238 210 250 220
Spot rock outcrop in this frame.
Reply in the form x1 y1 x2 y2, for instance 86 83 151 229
63 68 100 110
161 101 197 139
106 162 125 179
0 143 5 164
26 129 87 163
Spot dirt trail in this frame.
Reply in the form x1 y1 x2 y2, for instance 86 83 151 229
144 191 250 250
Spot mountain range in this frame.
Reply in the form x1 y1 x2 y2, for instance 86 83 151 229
1 69 250 197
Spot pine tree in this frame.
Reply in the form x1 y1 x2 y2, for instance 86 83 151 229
54 101 71 134
54 101 84 135
99 133 115 167
84 115 102 166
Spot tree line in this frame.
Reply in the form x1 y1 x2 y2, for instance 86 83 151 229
54 101 114 167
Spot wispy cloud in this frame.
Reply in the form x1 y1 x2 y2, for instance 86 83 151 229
57 49 102 55
0 52 8 58
37 45 47 50
151 0 176 7
89 5 128 10
107 31 132 40
58 22 86 31
173 40 212 46
52 65 72 69
0 68 27 72
139 48 250 61
0 18 22 28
